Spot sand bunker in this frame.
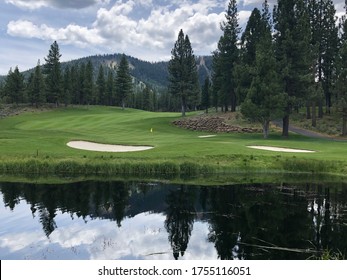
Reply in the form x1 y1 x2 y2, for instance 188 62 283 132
198 135 217 138
67 141 153 152
248 146 316 153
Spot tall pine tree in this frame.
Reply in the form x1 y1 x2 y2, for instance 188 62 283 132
29 60 45 107
235 5 269 105
168 29 199 116
84 60 94 105
241 2 286 138
106 70 115 106
115 54 133 110
308 0 339 115
96 65 106 105
201 77 210 114
44 41 62 106
212 0 240 112
273 0 312 136
4 66 25 104
336 1 347 135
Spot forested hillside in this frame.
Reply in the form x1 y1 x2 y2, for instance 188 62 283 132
1 0 346 138
0 53 212 89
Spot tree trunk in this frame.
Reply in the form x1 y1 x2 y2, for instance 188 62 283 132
231 92 236 112
312 101 317 128
282 115 289 137
263 120 270 139
181 96 186 117
306 103 311 119
326 92 331 114
318 100 324 118
342 107 347 136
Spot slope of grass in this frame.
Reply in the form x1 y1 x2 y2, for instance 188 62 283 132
0 106 346 177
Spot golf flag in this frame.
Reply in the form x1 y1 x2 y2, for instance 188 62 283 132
150 128 153 133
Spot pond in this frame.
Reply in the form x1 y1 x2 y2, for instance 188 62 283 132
1 179 347 260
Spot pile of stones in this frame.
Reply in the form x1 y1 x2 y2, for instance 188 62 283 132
172 116 261 133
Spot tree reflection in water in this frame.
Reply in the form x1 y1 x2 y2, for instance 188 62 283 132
164 186 195 260
0 180 347 259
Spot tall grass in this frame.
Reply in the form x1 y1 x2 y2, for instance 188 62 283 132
0 155 341 178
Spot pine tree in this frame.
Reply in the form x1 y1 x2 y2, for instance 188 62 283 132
168 29 200 116
29 60 46 107
63 66 71 106
240 8 263 65
84 60 94 105
5 66 24 104
78 63 86 104
211 0 240 112
308 0 339 115
236 6 268 105
201 77 210 113
336 2 347 135
44 41 62 106
0 81 4 102
185 38 201 111
273 0 312 136
211 50 222 112
106 70 114 106
70 65 79 104
141 85 154 111
115 54 133 110
241 5 286 138
96 65 106 105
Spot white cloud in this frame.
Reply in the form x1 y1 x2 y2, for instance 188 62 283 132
5 0 110 10
7 20 105 47
6 0 228 61
5 0 47 9
0 205 217 260
5 0 344 72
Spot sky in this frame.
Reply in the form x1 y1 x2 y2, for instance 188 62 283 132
0 0 346 75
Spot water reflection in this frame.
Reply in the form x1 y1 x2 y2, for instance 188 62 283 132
165 186 195 260
0 180 347 260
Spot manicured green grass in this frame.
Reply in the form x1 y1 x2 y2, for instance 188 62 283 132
0 106 346 177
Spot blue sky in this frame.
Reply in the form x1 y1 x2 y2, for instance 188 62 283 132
0 0 345 75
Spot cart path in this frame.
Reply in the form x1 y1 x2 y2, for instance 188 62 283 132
272 121 347 142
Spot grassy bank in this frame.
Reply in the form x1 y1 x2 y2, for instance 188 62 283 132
0 106 346 178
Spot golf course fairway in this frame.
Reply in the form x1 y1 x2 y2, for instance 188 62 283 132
0 106 346 177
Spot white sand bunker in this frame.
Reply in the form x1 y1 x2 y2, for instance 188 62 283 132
198 135 217 138
248 146 316 153
67 141 153 152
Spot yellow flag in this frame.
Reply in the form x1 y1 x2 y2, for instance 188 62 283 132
150 128 153 133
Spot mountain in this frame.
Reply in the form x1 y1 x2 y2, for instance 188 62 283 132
0 53 213 90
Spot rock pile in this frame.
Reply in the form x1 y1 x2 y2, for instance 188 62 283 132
172 116 261 133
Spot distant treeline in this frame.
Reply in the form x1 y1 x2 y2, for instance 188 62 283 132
0 48 212 113
0 44 175 112
1 0 347 136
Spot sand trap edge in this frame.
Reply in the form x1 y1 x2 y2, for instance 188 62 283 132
67 141 154 153
247 145 316 153
198 135 217 138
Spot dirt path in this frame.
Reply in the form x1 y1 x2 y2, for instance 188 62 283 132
272 120 347 142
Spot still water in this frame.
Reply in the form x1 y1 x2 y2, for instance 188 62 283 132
1 180 347 260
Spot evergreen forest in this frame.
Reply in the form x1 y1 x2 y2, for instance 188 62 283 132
1 0 347 137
